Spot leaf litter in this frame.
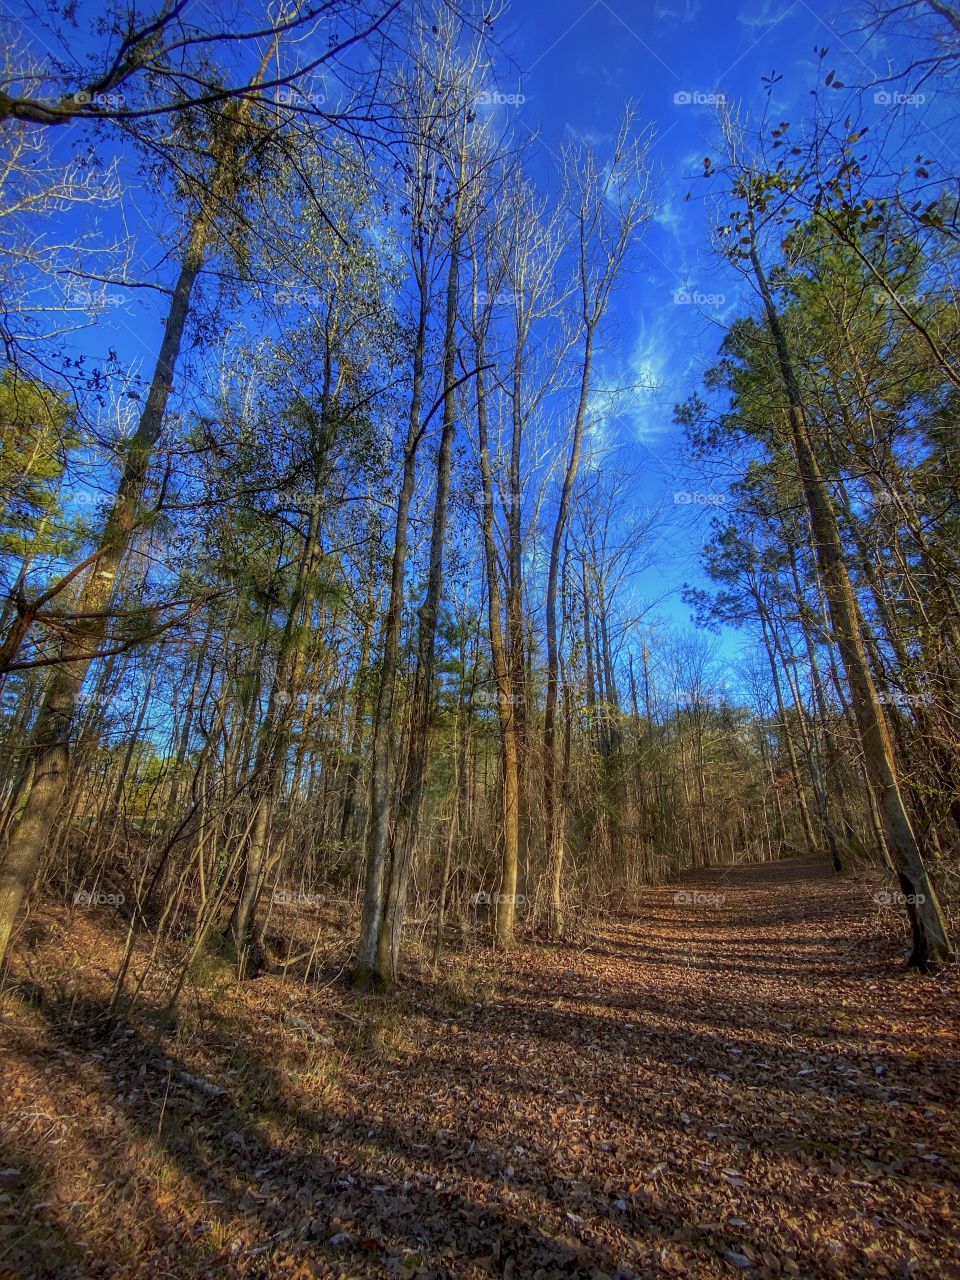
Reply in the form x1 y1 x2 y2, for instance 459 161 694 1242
1 855 957 1279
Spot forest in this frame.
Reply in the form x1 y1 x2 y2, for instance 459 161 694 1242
1 0 958 1277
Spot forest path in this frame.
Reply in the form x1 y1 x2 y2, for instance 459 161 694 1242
3 856 960 1279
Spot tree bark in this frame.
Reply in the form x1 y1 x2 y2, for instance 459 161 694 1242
747 228 952 970
0 86 267 965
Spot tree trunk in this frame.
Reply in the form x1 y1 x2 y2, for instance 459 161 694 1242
544 327 595 939
376 217 464 984
0 95 260 965
354 258 428 988
747 231 952 970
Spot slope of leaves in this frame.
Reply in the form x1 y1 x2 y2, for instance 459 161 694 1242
1 856 957 1279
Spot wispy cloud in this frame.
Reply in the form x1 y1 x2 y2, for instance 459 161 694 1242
736 0 794 30
654 0 702 25
574 55 626 89
562 122 615 148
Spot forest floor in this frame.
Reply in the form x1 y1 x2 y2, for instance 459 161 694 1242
1 855 958 1280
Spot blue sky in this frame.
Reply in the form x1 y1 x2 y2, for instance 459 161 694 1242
484 0 846 662
478 0 959 677
9 0 958 698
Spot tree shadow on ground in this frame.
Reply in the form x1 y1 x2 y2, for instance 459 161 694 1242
3 987 700 1279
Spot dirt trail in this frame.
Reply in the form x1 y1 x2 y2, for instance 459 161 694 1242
2 856 958 1279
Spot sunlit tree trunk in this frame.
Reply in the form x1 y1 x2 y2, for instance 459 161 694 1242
0 79 272 965
746 226 952 970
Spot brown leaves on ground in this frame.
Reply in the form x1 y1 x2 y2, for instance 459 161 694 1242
1 856 958 1279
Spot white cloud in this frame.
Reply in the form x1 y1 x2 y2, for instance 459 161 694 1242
736 0 794 30
655 0 702 25
562 122 615 148
574 56 626 89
